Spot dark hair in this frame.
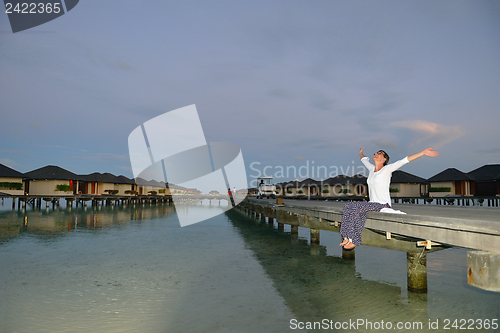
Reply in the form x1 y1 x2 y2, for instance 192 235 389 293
378 150 390 166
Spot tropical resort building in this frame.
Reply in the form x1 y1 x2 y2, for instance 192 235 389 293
2 161 500 202
467 164 500 196
276 175 368 197
426 168 474 197
23 165 81 196
0 163 24 195
79 172 138 196
390 170 427 197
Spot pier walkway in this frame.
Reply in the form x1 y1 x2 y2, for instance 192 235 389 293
1 194 232 210
244 198 500 253
240 198 500 292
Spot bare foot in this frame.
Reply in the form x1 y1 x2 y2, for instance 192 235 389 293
344 241 356 250
339 238 349 246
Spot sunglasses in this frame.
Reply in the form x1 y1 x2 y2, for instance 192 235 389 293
375 151 388 159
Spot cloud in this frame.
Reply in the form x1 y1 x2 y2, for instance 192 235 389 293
0 149 33 156
0 158 19 169
475 148 500 155
268 88 293 99
391 120 466 148
116 165 133 173
371 136 400 150
311 95 336 111
87 51 133 71
68 153 129 163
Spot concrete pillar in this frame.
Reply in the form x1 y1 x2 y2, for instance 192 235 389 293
12 198 16 209
310 244 320 256
407 251 427 293
291 225 298 235
342 247 355 260
310 228 320 244
467 251 500 292
277 223 284 231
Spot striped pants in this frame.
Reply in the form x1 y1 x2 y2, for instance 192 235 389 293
340 201 390 245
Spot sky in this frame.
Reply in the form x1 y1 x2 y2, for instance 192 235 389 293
1 0 499 188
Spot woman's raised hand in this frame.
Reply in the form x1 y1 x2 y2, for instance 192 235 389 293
359 147 365 158
423 147 439 157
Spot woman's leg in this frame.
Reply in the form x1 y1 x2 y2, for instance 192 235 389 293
339 202 354 245
349 202 388 246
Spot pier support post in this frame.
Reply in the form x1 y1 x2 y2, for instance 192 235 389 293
407 251 427 293
342 247 355 260
310 244 320 256
310 229 320 244
264 207 274 225
467 251 500 292
291 225 298 235
277 223 284 231
267 217 274 226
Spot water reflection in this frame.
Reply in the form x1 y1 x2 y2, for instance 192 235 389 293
0 203 176 243
1 203 498 333
0 197 233 241
0 203 293 333
225 210 430 329
225 208 500 332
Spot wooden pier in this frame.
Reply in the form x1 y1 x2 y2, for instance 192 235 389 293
1 194 232 210
238 198 500 292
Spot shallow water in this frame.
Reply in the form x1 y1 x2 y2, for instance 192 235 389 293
0 201 498 332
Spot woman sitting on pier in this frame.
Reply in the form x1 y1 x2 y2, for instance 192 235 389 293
340 147 439 249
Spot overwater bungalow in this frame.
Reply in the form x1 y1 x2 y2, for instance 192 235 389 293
298 178 321 196
275 175 367 197
0 163 25 195
135 178 167 195
320 175 351 197
467 164 500 196
167 183 194 195
23 165 82 196
426 168 474 197
114 175 139 195
390 170 427 197
79 172 138 196
320 175 367 197
348 174 368 197
278 180 301 196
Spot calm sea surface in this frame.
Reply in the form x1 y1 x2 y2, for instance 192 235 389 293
0 199 499 332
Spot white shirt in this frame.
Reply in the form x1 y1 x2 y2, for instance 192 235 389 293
361 156 409 205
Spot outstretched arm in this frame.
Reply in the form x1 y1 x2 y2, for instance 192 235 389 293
359 147 366 159
408 147 439 162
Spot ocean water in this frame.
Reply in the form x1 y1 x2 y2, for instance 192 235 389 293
0 200 498 332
